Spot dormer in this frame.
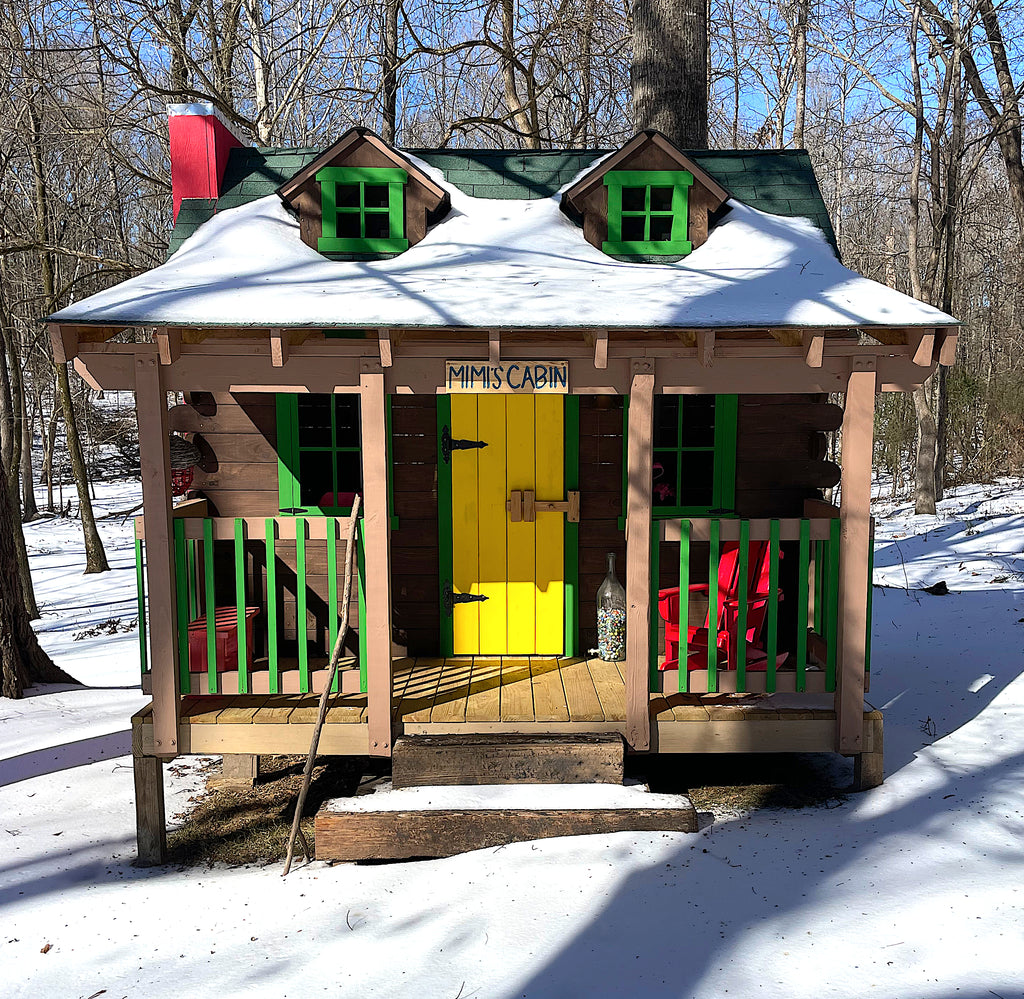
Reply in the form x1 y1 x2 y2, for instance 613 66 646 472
561 131 731 261
276 127 450 260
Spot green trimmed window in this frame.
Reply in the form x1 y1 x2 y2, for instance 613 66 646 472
277 394 362 515
317 166 408 256
603 170 694 258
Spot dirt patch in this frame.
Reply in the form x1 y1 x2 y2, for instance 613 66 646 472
166 755 388 867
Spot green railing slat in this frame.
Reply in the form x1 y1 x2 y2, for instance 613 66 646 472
707 518 720 692
135 536 147 678
678 519 690 693
296 517 309 693
826 518 841 692
265 518 279 694
357 523 367 693
735 520 749 692
173 519 190 695
649 522 661 691
327 517 340 694
766 519 780 694
796 519 810 692
203 518 217 694
234 519 248 694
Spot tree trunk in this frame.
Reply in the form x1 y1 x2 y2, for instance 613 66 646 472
19 385 38 521
381 0 400 143
792 0 808 148
0 449 75 697
913 382 938 515
631 0 708 148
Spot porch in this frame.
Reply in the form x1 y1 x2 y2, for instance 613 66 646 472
131 654 882 760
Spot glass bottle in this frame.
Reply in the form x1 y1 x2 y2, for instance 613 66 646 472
596 553 626 661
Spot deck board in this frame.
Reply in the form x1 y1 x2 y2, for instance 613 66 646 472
430 659 474 723
560 658 606 722
531 658 569 722
499 658 534 722
400 657 447 723
465 658 502 723
586 658 627 722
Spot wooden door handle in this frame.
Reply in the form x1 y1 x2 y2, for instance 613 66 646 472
506 490 579 523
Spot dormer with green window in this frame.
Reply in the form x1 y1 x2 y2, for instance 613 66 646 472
277 127 450 260
561 130 731 261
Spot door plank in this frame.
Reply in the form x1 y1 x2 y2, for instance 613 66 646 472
477 395 509 653
451 396 481 654
534 396 565 653
506 396 537 653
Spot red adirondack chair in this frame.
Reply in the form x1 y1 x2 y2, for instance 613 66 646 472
659 540 787 672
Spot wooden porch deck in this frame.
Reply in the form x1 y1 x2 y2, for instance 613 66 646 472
134 656 878 758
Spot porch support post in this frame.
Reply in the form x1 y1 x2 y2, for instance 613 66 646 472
134 348 181 756
836 359 877 754
625 360 655 751
360 360 394 756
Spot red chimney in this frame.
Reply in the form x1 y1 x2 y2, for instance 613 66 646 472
168 103 246 221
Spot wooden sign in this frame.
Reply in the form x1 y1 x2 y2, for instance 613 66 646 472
445 360 569 394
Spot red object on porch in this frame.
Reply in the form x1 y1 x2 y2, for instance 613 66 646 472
658 541 786 672
187 606 261 673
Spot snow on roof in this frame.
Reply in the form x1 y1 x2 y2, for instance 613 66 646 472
49 180 957 330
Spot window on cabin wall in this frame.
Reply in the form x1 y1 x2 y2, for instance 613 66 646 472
626 395 737 516
316 166 409 257
603 170 694 258
276 395 362 514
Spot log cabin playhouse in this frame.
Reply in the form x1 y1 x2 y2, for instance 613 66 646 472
48 104 958 861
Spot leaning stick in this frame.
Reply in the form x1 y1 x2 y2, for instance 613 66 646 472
282 494 362 876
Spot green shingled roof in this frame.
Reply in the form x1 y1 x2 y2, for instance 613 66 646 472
168 146 836 257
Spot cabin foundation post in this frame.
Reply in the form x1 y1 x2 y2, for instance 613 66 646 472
134 348 181 757
360 361 394 756
625 361 655 751
836 361 877 755
132 711 167 865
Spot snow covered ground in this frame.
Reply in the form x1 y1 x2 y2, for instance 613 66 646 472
2 478 1023 998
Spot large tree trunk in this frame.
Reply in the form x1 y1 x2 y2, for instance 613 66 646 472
631 0 708 148
0 449 77 697
913 382 938 516
381 0 400 143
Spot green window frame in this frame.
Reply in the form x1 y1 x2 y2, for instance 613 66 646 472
317 166 409 256
276 394 363 516
622 394 737 519
603 170 694 258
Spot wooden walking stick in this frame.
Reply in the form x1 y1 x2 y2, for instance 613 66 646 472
283 494 361 876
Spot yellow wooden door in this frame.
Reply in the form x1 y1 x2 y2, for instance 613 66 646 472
450 394 564 655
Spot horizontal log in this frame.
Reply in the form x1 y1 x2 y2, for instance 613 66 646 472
196 433 277 464
735 459 840 491
738 401 843 431
391 435 439 464
737 430 827 461
170 402 277 436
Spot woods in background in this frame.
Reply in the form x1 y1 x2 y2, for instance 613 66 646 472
0 0 1021 577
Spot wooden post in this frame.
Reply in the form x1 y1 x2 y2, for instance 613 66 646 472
625 361 655 751
132 710 166 865
836 360 876 754
360 361 394 756
134 349 181 757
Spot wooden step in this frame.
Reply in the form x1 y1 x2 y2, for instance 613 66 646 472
391 733 624 788
314 783 699 860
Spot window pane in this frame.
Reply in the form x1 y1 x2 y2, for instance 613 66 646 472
298 451 335 509
364 185 389 209
653 450 678 506
621 215 645 241
335 451 362 507
649 215 673 242
650 187 673 211
679 451 715 508
365 213 391 239
653 396 679 448
622 187 646 212
334 396 360 447
336 185 360 209
681 396 716 447
297 396 332 448
337 213 361 238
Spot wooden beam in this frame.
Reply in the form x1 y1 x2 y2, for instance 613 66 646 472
802 332 824 368
907 330 935 367
270 328 289 367
378 328 393 368
489 329 501 365
132 746 166 865
938 332 959 366
625 361 655 752
154 328 181 365
360 360 394 757
836 359 877 755
134 349 181 758
49 324 78 365
594 329 608 369
697 330 715 368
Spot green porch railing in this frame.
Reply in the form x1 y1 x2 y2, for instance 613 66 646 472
137 515 363 695
653 516 872 695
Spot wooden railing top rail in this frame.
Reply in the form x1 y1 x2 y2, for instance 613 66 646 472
135 513 357 542
660 517 838 543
